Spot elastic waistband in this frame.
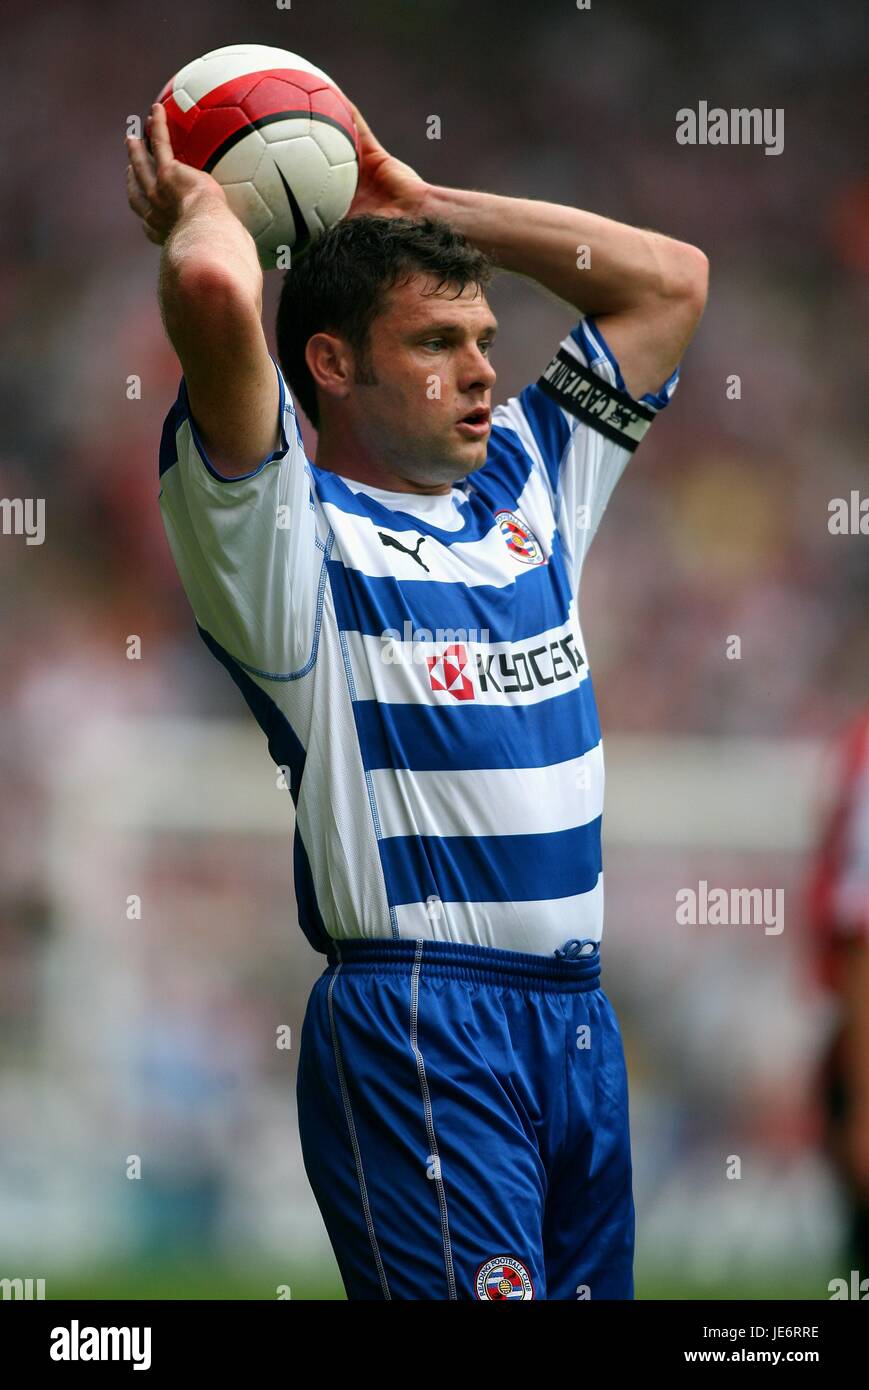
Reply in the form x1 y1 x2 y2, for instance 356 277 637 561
323 936 602 993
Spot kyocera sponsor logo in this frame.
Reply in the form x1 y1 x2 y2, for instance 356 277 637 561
476 633 585 694
383 627 586 699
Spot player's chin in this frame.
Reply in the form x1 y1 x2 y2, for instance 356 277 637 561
454 437 489 475
412 429 488 485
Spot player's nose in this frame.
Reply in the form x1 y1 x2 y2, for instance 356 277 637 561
461 344 497 390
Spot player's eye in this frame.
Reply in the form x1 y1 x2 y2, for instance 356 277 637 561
422 338 446 351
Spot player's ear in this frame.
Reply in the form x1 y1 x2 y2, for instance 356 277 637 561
305 332 354 401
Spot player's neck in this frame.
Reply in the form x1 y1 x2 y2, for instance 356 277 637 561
314 429 452 495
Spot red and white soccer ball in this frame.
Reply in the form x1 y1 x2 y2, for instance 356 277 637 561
154 43 359 269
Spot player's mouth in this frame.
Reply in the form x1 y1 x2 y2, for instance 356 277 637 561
456 406 491 438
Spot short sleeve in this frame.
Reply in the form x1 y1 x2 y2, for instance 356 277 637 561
157 356 321 674
489 314 680 590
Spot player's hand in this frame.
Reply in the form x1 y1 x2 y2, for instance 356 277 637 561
125 101 228 245
342 97 430 221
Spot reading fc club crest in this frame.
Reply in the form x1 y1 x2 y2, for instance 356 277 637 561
475 1256 535 1300
495 510 544 566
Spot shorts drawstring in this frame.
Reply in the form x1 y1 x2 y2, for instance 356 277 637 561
554 938 600 961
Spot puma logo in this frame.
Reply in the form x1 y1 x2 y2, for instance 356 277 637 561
377 531 430 573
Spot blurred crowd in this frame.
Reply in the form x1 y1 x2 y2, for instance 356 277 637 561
0 0 866 1283
1 0 866 909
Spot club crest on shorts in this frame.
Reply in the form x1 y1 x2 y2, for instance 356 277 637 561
475 1255 534 1300
495 510 545 566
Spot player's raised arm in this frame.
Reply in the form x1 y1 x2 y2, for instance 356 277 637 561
126 102 280 477
417 183 708 401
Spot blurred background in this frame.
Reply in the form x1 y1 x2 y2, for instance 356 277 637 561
0 0 866 1299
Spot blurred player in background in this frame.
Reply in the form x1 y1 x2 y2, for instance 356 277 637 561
807 710 869 1275
126 94 707 1299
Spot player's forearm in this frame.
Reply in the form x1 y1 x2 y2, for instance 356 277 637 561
159 188 264 333
421 183 706 315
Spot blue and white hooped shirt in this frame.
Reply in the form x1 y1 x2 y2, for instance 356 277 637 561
158 315 679 956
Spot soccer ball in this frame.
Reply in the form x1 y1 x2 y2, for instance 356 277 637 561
154 43 359 269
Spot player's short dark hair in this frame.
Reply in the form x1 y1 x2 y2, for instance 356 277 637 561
275 214 494 428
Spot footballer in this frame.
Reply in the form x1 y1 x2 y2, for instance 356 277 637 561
126 92 708 1300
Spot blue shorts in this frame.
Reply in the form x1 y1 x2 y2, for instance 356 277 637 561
295 936 634 1300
